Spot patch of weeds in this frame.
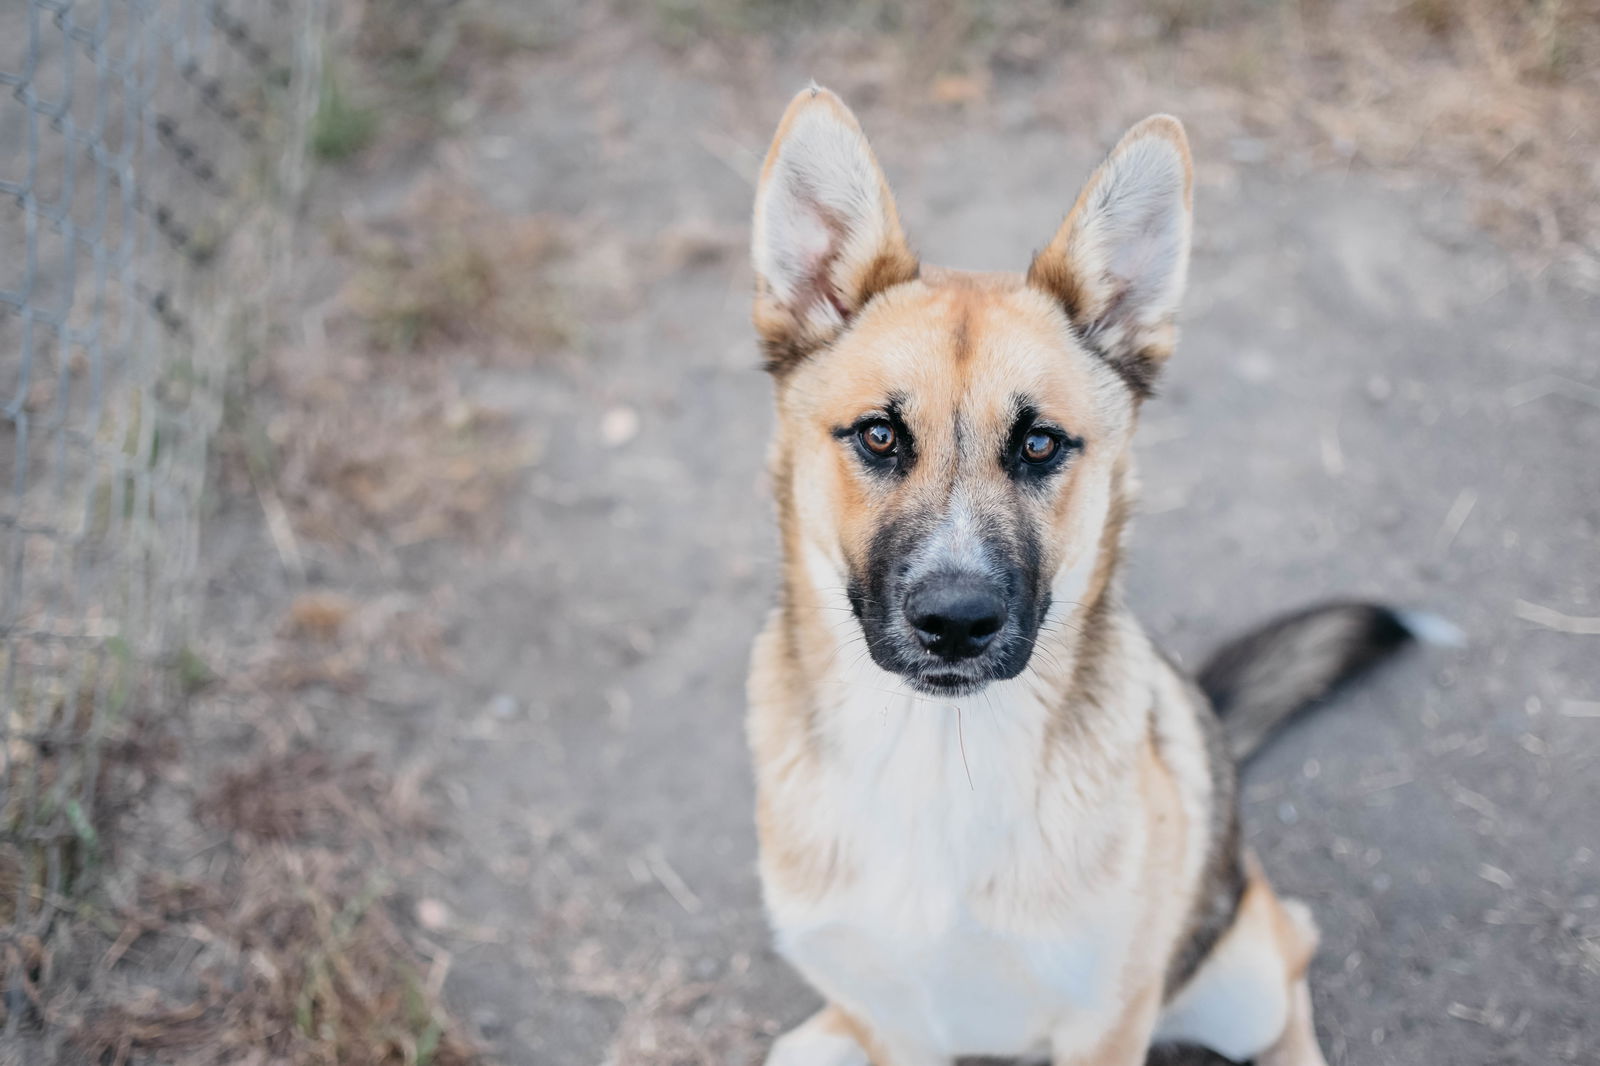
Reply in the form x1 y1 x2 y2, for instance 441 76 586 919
216 375 280 492
173 645 217 697
69 746 474 1065
71 858 476 1065
0 843 26 927
311 68 379 163
1401 0 1463 38
454 9 561 60
353 0 462 70
0 647 160 947
275 386 534 547
311 1 569 162
651 0 949 47
340 185 575 357
1140 0 1283 37
0 917 50 1027
1523 0 1600 82
204 748 430 845
346 231 496 353
335 0 552 146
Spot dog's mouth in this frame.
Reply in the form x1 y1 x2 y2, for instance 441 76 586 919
866 617 1041 698
906 667 994 698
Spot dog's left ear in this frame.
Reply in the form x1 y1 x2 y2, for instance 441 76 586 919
1027 115 1193 398
752 86 919 375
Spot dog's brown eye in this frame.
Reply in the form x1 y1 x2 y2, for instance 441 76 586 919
860 420 896 456
1022 429 1059 464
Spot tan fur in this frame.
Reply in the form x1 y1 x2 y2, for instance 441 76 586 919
747 89 1329 1066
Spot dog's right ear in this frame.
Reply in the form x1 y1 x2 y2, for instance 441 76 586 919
751 86 919 375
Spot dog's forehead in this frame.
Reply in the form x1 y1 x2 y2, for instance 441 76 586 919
800 274 1128 434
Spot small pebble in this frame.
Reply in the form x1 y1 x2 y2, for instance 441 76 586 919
417 898 452 931
601 405 640 447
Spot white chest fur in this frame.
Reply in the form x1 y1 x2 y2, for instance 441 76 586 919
762 667 1147 1060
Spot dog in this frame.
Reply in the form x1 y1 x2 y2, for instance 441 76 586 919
744 85 1427 1065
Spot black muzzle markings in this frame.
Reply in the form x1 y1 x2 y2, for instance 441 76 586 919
847 491 1052 698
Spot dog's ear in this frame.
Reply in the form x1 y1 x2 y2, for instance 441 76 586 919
1027 115 1193 398
752 86 919 375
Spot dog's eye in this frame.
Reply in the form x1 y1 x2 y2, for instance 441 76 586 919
1021 429 1060 464
859 420 897 456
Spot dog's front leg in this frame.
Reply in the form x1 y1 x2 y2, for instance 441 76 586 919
766 1006 870 1066
765 1005 946 1066
1050 984 1162 1066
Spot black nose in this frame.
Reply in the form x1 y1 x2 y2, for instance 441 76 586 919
905 574 1007 661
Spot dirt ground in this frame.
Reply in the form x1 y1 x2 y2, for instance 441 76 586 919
77 3 1599 1064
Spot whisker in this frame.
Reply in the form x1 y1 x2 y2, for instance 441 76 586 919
956 707 974 791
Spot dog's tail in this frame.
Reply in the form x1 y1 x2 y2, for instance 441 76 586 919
1199 602 1459 763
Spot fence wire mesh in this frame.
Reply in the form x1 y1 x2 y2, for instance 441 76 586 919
0 0 319 1002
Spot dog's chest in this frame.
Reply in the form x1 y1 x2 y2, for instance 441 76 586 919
766 690 1137 1056
778 885 1127 1057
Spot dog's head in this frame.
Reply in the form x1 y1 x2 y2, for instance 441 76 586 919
753 88 1192 696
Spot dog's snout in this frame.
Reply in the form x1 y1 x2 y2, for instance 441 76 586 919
906 574 1007 661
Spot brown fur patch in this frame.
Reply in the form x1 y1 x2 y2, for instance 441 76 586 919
1025 248 1088 322
758 245 921 377
755 788 851 899
1026 249 1166 401
819 1004 896 1063
855 247 921 309
1058 984 1164 1066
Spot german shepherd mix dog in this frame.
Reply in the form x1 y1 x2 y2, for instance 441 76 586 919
746 87 1424 1066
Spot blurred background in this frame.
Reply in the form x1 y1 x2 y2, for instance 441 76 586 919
2 1 1597 1063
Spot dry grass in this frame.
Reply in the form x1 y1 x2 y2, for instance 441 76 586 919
1121 0 1600 279
219 178 578 553
1 634 471 1064
323 0 556 158
1098 0 1600 279
68 849 475 1066
0 647 158 937
204 748 433 847
336 185 575 357
566 946 765 1066
1234 0 1600 278
2 5 557 1063
220 188 551 553
266 378 533 549
7 728 474 1065
22 571 485 1062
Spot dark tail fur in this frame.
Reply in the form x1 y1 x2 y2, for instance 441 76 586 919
1199 602 1444 763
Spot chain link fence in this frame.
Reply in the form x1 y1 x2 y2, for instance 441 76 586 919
1 0 320 1004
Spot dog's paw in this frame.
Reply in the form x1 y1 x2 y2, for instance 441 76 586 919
765 1012 871 1066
